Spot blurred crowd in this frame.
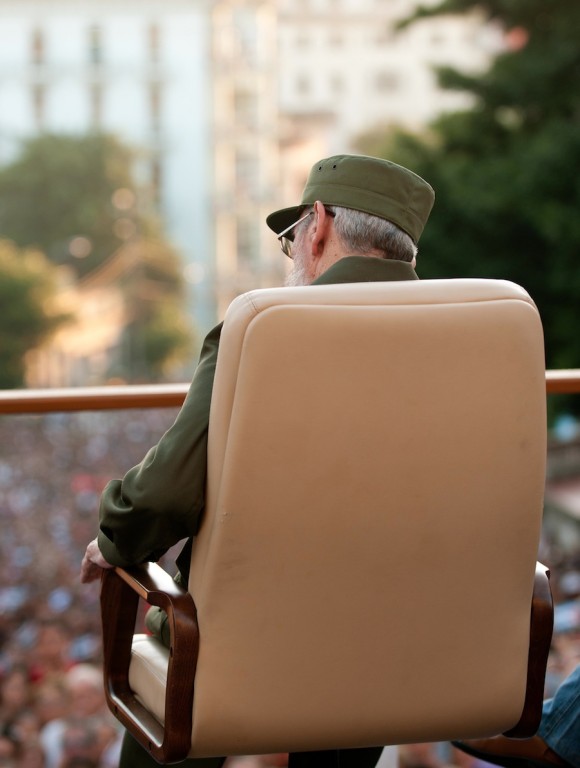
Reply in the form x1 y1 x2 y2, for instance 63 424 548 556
0 410 578 768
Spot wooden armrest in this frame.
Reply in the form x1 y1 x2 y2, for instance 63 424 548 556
100 563 199 764
503 562 553 738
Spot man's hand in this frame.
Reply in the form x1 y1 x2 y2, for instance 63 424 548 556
80 537 114 583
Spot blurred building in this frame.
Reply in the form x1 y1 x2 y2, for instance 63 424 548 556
0 0 502 343
277 0 502 151
275 0 503 210
209 1 284 318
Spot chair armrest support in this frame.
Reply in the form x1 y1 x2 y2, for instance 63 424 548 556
100 563 199 764
503 562 553 738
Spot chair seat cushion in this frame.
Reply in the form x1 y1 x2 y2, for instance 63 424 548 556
128 633 169 726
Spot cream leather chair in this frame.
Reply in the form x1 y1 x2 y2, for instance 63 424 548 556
100 278 553 765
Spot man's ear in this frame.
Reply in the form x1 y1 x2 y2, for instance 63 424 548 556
310 200 331 258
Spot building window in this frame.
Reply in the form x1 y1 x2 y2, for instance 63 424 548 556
295 75 311 96
148 23 161 63
149 82 162 134
330 74 344 95
430 29 445 46
376 25 396 45
31 28 45 66
234 89 258 127
237 217 258 268
235 148 254 193
232 8 257 62
89 25 102 66
375 71 401 92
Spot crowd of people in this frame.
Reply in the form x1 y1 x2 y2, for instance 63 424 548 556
0 408 578 768
0 409 177 767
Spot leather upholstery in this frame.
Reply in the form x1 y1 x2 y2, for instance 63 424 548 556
127 278 547 757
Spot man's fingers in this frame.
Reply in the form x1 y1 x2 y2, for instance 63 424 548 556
80 537 114 583
80 556 102 584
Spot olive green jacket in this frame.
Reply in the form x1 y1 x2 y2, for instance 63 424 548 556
97 256 418 584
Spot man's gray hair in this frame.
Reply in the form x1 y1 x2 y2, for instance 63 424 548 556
328 205 418 262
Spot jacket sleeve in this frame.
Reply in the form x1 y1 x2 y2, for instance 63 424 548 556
97 322 223 567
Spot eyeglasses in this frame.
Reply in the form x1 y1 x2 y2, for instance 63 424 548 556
277 211 313 257
276 208 336 257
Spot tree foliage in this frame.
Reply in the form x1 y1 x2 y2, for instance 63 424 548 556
360 0 580 383
102 239 195 382
0 133 194 383
0 241 69 388
0 134 144 277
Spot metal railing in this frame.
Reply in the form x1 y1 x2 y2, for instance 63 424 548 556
0 370 579 415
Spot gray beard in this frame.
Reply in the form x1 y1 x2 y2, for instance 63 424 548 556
284 266 307 287
284 253 309 287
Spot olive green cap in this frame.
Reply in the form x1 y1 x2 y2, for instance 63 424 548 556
266 154 435 244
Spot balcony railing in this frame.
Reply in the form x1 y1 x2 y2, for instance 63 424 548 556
0 383 189 414
0 370 579 414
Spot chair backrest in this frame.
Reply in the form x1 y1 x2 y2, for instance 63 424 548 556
177 278 547 757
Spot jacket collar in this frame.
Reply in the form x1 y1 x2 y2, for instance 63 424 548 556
312 256 418 285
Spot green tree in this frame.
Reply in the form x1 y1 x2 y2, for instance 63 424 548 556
359 0 580 379
0 241 69 388
0 133 145 277
0 133 195 382
101 239 195 382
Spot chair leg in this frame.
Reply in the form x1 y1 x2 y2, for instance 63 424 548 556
288 751 340 768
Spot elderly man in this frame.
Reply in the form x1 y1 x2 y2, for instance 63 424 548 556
81 154 435 768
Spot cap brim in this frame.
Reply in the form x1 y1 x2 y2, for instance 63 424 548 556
266 205 304 234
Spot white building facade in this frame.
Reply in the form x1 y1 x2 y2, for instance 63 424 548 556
277 0 501 147
275 0 503 202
